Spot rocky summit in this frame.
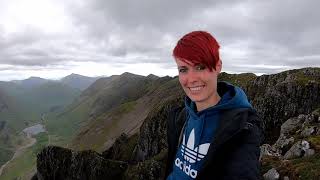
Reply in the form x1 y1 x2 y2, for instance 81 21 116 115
33 68 320 180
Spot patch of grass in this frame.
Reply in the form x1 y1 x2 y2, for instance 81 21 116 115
45 98 91 146
31 132 49 155
109 101 137 120
0 147 36 180
260 155 281 175
218 72 257 88
261 153 320 179
307 135 320 151
291 153 320 179
0 132 49 180
73 100 139 151
0 148 14 167
293 68 320 85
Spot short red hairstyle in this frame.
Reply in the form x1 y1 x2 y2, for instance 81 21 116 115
173 31 221 71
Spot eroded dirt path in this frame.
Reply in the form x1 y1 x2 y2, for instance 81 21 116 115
0 135 36 176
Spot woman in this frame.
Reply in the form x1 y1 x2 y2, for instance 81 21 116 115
166 31 263 180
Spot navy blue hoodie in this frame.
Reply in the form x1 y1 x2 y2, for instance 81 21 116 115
167 82 252 180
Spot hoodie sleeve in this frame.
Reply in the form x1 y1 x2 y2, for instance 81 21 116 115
221 115 262 180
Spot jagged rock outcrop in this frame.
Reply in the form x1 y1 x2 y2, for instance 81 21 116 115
124 151 167 180
132 95 184 162
244 68 320 143
283 140 311 159
261 108 320 179
35 146 127 180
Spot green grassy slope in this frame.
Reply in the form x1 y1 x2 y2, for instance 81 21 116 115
44 73 156 148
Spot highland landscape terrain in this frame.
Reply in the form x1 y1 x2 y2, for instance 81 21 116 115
0 67 319 180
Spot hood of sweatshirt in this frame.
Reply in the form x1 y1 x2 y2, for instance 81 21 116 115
185 81 252 116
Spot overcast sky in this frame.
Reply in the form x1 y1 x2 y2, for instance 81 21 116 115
0 0 319 81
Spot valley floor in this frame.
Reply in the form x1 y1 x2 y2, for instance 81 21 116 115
0 134 36 176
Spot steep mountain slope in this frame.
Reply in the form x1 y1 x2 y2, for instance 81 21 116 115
0 83 31 131
22 81 81 114
71 75 178 151
60 73 99 91
0 88 30 167
0 79 82 169
45 73 161 147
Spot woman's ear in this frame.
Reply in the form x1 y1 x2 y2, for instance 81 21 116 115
215 60 222 73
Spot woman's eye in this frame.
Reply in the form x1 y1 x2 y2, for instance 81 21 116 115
179 68 187 73
195 64 206 71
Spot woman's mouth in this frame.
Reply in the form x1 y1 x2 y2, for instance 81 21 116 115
188 85 205 92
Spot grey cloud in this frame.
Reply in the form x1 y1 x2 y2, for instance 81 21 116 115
1 0 319 76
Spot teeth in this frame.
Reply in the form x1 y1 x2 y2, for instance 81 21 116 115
190 86 202 91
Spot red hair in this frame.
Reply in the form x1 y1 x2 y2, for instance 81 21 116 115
173 31 220 70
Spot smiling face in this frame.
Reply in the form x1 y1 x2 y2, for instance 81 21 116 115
175 58 222 110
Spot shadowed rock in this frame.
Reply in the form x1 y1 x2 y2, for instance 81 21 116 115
36 146 127 180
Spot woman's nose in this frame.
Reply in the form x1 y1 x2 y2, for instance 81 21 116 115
186 69 199 83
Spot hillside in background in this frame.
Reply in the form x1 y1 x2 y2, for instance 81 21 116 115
45 72 173 149
12 77 49 89
0 74 98 177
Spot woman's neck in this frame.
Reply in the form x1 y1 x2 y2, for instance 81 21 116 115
196 93 221 112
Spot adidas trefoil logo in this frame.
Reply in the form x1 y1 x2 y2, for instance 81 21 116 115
181 129 210 163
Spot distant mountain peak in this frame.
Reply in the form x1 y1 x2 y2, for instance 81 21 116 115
121 72 135 76
26 76 47 80
120 72 143 78
146 74 159 80
63 73 87 79
60 73 99 91
11 76 50 88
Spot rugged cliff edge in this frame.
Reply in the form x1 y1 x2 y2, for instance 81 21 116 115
34 68 320 180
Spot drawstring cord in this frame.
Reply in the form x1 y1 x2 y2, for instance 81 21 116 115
196 113 206 163
178 112 189 161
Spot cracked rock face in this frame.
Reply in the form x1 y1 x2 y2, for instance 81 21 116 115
36 146 127 180
272 136 295 155
280 115 305 135
283 140 311 159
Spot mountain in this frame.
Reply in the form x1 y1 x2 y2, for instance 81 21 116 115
60 73 99 91
0 83 31 130
22 81 82 113
0 79 82 171
70 74 177 151
44 72 166 148
12 77 49 89
0 88 29 168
